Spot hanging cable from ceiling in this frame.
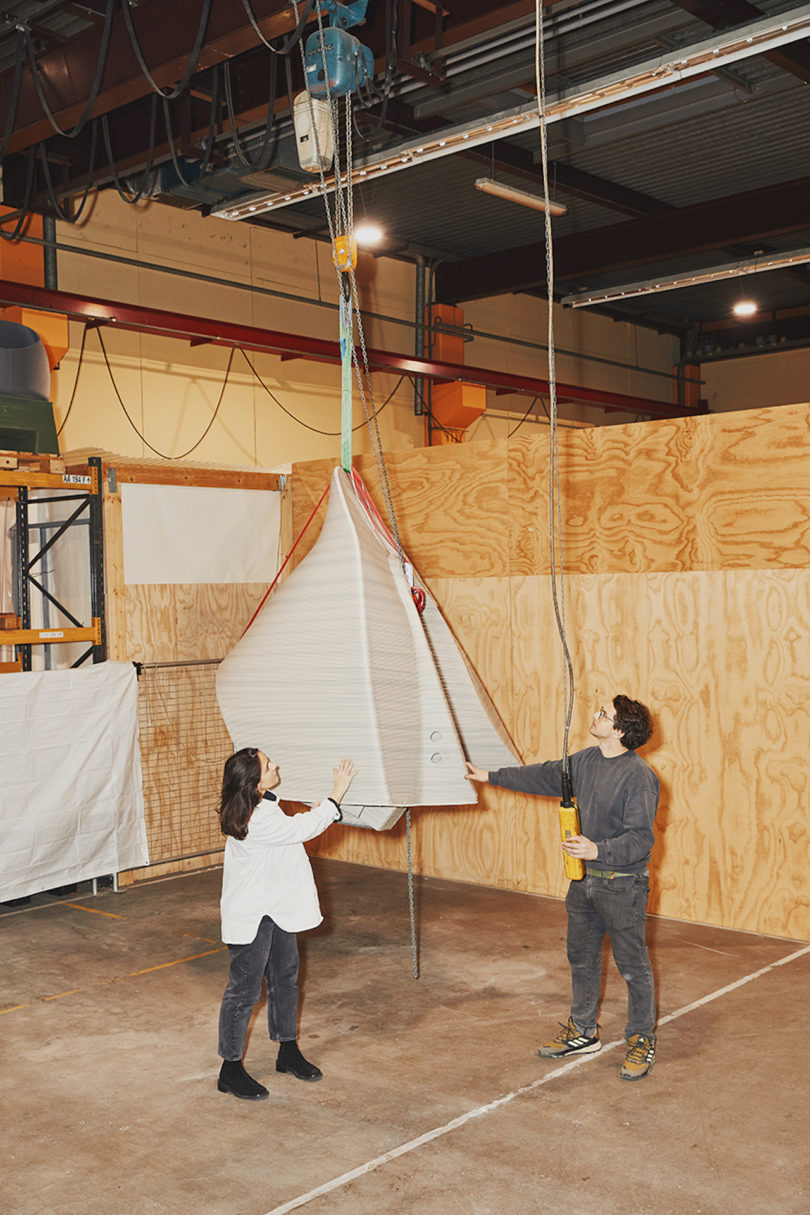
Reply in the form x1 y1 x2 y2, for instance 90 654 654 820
101 93 159 205
0 29 25 162
240 349 404 436
1 1 312 236
36 124 99 223
535 0 578 850
120 0 213 100
241 0 316 54
56 322 89 437
21 0 115 140
159 66 221 189
96 327 236 461
0 147 35 241
223 55 280 173
352 0 399 136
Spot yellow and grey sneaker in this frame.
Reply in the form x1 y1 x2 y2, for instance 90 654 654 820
538 1017 601 1058
620 1033 655 1080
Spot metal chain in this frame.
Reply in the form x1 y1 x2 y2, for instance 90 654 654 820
345 95 354 235
293 4 416 966
405 808 419 979
347 257 407 568
292 4 407 568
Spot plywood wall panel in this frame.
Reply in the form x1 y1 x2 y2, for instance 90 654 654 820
556 423 701 575
714 570 810 937
424 575 516 751
173 583 266 662
313 555 810 940
115 582 266 664
102 485 128 661
413 800 522 889
289 458 334 569
645 571 722 922
507 436 550 578
94 402 810 940
307 809 408 871
125 583 179 662
697 408 810 569
376 443 511 579
290 443 512 580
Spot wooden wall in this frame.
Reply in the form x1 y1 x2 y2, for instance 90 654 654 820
64 453 280 883
292 405 810 942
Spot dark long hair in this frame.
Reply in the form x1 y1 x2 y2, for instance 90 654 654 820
219 747 262 841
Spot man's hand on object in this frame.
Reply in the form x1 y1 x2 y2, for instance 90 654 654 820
562 834 599 861
464 762 488 783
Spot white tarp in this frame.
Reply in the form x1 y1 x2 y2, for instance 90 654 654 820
121 483 281 585
0 662 148 901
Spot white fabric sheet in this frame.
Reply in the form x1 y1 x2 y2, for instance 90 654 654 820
0 662 148 901
121 483 281 585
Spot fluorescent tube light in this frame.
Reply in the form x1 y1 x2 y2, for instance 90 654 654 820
474 178 567 216
562 247 810 308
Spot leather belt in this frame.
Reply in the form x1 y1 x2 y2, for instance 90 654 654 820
586 868 635 879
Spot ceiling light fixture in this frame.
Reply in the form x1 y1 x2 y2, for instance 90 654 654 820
354 222 384 248
562 247 810 308
214 6 810 223
474 177 567 216
733 300 758 317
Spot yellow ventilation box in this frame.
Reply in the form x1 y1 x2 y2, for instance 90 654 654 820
432 381 487 430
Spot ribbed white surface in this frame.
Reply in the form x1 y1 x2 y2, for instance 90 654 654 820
216 467 518 821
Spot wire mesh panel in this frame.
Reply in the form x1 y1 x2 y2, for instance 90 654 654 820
136 660 231 865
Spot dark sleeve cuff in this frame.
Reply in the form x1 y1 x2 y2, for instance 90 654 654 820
327 797 342 821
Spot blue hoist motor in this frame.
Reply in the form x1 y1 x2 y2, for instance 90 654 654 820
304 0 373 99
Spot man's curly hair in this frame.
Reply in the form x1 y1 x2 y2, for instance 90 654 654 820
612 696 653 751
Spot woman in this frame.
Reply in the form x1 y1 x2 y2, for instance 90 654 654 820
216 747 357 1101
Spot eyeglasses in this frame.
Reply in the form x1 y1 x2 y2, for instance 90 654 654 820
596 707 617 724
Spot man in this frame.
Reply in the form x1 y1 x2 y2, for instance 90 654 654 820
465 695 659 1081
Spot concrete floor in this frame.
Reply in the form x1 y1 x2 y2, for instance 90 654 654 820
2 859 809 1215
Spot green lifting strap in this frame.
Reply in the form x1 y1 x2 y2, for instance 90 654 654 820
339 279 352 472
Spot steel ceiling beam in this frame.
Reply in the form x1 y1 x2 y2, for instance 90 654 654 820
0 278 695 419
0 0 541 162
436 176 810 303
0 0 550 208
360 101 671 219
215 5 810 221
670 0 810 82
0 0 302 155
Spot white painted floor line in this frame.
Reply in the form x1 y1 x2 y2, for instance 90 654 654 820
656 942 810 1029
263 942 810 1215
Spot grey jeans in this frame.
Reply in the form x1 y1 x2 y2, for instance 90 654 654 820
565 871 656 1040
217 915 299 1061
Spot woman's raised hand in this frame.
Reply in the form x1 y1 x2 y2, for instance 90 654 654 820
330 758 358 805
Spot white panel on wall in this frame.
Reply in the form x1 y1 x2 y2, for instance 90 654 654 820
121 483 281 584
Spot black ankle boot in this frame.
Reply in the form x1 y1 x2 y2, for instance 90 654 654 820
217 1059 269 1101
276 1040 323 1082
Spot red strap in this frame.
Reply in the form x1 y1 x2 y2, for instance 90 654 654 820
239 481 330 639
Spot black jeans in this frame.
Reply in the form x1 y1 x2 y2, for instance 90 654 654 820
217 915 299 1061
565 871 655 1040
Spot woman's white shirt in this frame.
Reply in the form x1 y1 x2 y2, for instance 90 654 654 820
220 792 339 944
